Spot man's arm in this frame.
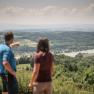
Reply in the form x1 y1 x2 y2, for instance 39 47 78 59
2 49 16 77
3 61 16 77
10 42 20 48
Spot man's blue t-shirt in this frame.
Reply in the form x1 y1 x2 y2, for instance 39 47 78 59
0 44 16 74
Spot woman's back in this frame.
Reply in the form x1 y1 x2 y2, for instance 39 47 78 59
34 51 53 82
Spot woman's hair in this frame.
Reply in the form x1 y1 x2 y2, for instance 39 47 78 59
4 32 14 42
37 38 49 53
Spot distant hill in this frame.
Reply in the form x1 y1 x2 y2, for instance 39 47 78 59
1 31 94 54
0 24 94 32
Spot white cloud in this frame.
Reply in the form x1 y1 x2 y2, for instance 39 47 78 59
87 4 94 11
0 4 94 25
0 5 93 17
80 3 94 16
0 6 76 17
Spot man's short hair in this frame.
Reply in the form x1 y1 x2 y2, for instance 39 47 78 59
4 32 14 42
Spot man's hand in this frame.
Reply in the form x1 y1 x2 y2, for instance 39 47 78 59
10 42 20 48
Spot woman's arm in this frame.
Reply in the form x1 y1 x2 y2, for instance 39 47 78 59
51 55 54 76
51 63 54 76
29 63 40 87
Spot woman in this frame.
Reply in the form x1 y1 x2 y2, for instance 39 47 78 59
29 38 54 94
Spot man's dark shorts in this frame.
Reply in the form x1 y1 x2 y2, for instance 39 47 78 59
0 73 19 94
8 73 19 94
0 73 8 92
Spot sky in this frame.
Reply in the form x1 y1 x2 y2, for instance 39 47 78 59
0 0 94 25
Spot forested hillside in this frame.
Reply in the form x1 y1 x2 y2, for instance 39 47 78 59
1 31 94 53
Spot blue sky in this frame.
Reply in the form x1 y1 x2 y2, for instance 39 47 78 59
0 0 94 25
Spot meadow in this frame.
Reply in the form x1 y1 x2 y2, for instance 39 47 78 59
1 54 94 94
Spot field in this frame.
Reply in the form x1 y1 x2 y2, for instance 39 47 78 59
16 61 94 94
1 53 94 94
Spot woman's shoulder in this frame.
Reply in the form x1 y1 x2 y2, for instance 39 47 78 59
33 51 43 58
48 52 54 56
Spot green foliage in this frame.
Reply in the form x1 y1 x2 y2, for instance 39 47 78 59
0 55 94 94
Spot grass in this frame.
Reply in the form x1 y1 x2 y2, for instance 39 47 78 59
0 64 94 94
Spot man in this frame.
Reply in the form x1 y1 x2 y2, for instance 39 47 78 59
0 32 19 94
